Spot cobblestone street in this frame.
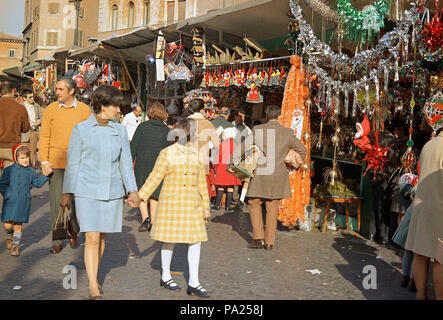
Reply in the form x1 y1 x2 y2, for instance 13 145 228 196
0 183 423 300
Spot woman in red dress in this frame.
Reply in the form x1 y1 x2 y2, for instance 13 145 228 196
212 127 241 212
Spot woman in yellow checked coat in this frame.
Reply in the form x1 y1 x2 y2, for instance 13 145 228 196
138 119 211 298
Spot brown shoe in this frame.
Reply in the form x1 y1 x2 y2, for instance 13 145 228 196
6 235 13 250
11 246 20 256
247 239 264 249
264 244 273 251
69 236 78 249
400 275 410 288
50 245 63 254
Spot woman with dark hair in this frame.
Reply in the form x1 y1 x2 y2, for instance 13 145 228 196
131 102 171 232
138 119 212 298
60 85 141 299
184 99 220 200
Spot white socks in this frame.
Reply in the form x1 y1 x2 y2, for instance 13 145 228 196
161 242 175 285
188 242 201 288
160 242 202 288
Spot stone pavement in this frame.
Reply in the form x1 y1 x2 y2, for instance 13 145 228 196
0 183 430 300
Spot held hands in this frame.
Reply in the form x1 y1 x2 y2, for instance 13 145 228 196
59 194 72 211
42 162 53 176
125 191 141 208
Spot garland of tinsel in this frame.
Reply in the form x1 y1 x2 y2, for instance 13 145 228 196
336 0 390 44
289 0 418 108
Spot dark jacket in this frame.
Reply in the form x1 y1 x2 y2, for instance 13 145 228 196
0 163 48 223
131 119 171 199
211 116 234 131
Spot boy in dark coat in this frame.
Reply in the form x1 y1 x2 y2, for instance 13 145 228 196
0 144 50 256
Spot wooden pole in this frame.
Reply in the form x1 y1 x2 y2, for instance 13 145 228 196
118 51 145 110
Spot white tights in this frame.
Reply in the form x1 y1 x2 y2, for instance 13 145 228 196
161 242 201 287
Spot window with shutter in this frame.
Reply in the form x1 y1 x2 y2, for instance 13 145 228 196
79 7 85 19
47 31 58 46
48 3 60 14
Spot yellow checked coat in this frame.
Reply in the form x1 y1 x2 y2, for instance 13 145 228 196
138 143 210 243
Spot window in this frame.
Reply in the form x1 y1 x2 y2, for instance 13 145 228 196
8 49 16 58
34 5 39 19
78 30 84 47
79 7 85 19
46 31 58 46
112 5 118 30
48 2 60 14
144 1 150 25
128 2 135 27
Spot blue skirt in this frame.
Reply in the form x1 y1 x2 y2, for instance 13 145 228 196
75 196 123 233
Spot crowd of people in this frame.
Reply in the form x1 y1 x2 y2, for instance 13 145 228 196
0 79 441 300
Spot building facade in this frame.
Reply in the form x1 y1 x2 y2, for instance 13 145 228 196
96 0 249 38
21 0 249 65
0 33 24 73
22 0 99 65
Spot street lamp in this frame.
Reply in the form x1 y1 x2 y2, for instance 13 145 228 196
68 0 82 47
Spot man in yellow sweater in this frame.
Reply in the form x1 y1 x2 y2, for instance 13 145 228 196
39 78 91 254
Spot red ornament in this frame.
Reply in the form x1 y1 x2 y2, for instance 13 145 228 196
359 132 392 180
421 16 443 52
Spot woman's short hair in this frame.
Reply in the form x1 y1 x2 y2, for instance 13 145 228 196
265 105 281 120
90 85 123 114
183 98 205 117
148 102 168 121
169 118 196 145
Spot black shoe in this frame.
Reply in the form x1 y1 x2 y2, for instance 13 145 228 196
138 217 152 232
160 279 181 291
187 285 210 298
211 205 220 211
400 275 410 288
235 201 244 208
224 207 234 213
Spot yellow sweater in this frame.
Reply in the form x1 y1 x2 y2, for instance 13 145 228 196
38 101 91 169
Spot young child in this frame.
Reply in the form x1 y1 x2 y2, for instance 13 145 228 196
0 144 50 256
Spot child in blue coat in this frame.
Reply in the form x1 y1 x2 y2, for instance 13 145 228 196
0 144 50 256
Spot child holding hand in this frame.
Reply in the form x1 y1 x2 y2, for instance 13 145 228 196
0 144 51 256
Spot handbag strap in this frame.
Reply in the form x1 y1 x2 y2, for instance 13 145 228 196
54 207 66 229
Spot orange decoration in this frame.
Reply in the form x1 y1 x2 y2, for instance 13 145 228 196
278 55 311 228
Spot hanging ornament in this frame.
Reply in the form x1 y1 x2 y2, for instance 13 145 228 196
359 132 393 180
365 83 370 111
344 89 349 117
423 90 443 136
374 74 380 103
384 65 389 93
352 88 358 117
394 55 399 81
334 91 340 115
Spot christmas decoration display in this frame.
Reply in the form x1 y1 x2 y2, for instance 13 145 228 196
183 89 217 110
289 0 419 116
415 2 443 62
336 0 390 44
278 55 311 228
145 54 155 65
423 90 443 135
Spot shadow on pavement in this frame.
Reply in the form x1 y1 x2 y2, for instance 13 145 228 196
332 233 417 299
210 208 254 244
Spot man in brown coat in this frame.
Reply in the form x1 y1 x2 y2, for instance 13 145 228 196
236 105 306 250
0 81 30 172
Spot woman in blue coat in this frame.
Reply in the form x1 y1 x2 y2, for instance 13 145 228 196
0 144 50 256
60 86 141 300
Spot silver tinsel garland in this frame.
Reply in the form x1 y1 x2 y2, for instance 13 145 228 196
289 0 419 116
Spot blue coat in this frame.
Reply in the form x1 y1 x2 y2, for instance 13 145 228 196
63 114 137 200
0 163 49 223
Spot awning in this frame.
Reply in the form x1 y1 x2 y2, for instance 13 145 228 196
22 62 42 74
2 66 23 78
171 0 289 42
